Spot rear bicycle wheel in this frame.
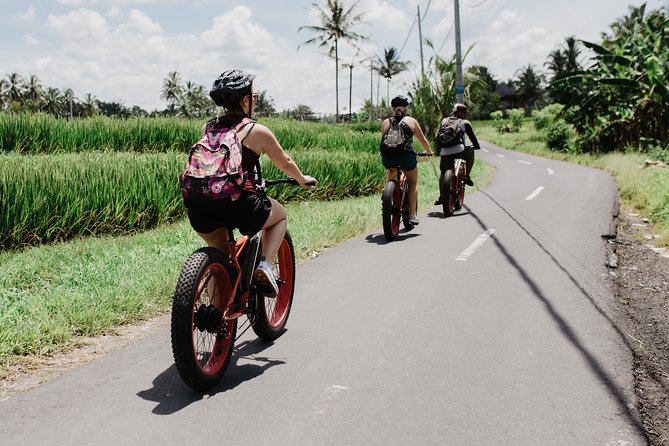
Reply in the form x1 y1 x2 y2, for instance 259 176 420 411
382 181 400 241
442 170 455 217
171 247 237 391
252 231 296 340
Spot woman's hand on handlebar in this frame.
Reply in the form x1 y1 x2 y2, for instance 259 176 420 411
299 175 318 189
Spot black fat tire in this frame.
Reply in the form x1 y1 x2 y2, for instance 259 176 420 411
454 164 465 211
401 180 414 230
171 247 237 391
442 170 454 217
382 181 399 241
252 231 296 340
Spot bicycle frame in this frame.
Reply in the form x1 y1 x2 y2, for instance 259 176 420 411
221 231 260 320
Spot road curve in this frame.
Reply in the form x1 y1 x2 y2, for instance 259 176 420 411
0 141 645 445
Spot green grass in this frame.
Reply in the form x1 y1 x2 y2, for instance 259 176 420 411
475 119 669 245
0 156 492 375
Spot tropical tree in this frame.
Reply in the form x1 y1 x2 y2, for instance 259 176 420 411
513 64 546 114
0 79 9 110
545 36 582 103
24 74 44 111
376 47 409 103
6 73 25 104
42 87 64 116
409 42 481 137
81 93 99 117
298 0 367 122
467 65 501 119
254 90 276 117
553 4 669 152
161 71 183 115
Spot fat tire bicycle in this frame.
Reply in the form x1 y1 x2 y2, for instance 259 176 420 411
440 152 468 217
171 178 302 391
382 152 430 241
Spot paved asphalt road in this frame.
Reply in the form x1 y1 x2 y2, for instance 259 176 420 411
0 142 646 445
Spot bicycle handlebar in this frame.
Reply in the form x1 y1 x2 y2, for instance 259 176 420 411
263 177 317 188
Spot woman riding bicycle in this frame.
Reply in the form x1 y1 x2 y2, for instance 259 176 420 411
184 69 317 298
380 95 433 225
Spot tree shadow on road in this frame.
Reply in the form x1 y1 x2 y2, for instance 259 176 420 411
137 338 285 415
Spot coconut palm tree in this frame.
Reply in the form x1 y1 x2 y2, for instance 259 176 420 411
6 73 25 104
298 0 367 122
161 71 183 115
42 87 64 116
376 47 409 103
514 64 546 114
82 93 98 117
0 79 9 110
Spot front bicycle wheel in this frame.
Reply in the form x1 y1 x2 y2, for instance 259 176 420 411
252 231 296 340
171 247 237 391
454 163 465 211
382 181 400 241
442 170 455 217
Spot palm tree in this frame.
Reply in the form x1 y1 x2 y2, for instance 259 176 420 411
82 93 98 117
299 0 367 122
376 47 409 103
7 73 25 104
254 90 276 117
514 64 545 114
161 71 183 115
42 87 64 116
25 74 44 110
0 79 9 110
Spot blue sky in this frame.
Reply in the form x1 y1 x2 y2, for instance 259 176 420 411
1 0 667 114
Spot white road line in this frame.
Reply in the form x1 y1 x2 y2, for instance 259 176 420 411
496 154 506 158
546 168 554 175
481 148 489 152
525 186 545 201
518 160 532 165
455 229 496 261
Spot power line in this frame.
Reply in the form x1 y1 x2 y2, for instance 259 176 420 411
397 17 417 58
420 0 432 20
460 0 489 7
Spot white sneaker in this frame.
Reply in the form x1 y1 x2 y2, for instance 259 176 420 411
409 215 420 225
253 261 279 298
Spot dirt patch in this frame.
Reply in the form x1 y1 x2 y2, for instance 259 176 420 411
607 210 669 446
0 314 169 401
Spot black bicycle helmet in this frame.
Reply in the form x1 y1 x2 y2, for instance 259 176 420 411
210 69 256 106
391 95 410 108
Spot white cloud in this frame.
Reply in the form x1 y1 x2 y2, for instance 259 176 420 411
23 34 41 45
15 5 36 22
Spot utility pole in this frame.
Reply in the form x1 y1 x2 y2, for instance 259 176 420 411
454 0 465 103
369 62 374 121
417 5 425 78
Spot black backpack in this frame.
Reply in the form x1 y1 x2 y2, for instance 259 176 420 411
380 116 409 155
436 116 464 148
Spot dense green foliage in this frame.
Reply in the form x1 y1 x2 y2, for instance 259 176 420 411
552 5 669 153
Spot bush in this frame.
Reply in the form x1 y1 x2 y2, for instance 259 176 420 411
532 104 564 130
545 120 571 151
507 108 525 132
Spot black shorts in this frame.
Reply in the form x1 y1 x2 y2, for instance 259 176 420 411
185 190 272 236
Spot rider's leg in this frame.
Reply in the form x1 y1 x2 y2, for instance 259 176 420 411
260 197 287 264
405 167 419 219
386 167 397 183
463 146 475 185
197 227 230 256
254 197 287 297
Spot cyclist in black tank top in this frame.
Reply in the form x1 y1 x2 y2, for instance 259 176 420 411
186 70 317 297
380 95 433 225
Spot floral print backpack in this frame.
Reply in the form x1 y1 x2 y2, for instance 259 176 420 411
180 117 253 202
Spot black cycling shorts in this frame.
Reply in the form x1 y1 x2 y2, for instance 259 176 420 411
185 190 272 236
